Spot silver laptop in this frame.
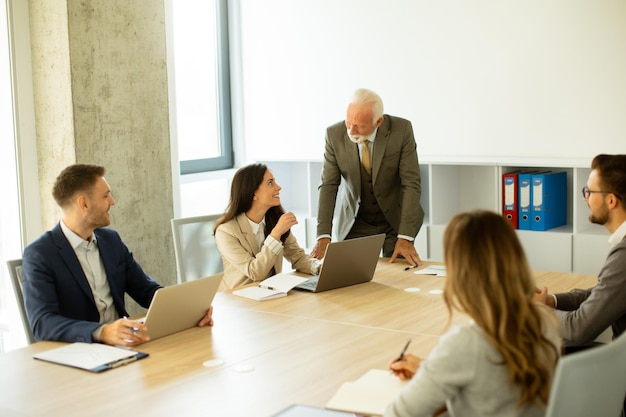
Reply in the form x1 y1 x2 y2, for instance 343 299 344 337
136 273 222 339
296 234 385 293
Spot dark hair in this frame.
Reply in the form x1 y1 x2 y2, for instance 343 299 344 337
591 154 626 201
214 163 290 242
52 164 106 208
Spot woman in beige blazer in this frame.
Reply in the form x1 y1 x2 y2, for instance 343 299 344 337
214 163 320 289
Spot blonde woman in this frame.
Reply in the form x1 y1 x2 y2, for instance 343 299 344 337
386 210 561 417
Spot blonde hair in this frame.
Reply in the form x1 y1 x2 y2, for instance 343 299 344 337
442 210 559 407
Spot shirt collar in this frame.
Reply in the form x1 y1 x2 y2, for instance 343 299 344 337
60 220 97 250
364 127 378 143
247 216 266 235
609 219 626 247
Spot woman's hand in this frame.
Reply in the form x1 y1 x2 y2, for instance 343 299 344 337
388 353 421 380
270 212 298 240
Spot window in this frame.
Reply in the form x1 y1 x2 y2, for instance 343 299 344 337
1 0 29 351
169 0 233 174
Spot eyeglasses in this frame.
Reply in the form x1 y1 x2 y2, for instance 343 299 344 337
581 186 619 200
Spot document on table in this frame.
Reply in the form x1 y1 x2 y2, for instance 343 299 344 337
232 272 309 301
326 369 407 416
33 342 148 373
414 265 446 277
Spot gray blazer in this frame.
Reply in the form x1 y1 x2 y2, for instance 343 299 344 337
555 236 626 346
317 114 424 241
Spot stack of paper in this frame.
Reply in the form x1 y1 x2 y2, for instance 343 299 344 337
326 369 407 416
232 273 309 301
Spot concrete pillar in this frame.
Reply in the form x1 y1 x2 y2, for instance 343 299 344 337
29 0 176 312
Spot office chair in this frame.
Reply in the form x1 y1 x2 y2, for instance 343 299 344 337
6 259 36 344
546 331 626 417
171 214 223 283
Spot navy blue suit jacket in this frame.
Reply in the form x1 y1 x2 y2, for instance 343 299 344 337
22 223 161 343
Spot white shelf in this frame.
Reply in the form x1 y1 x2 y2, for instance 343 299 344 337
260 158 602 274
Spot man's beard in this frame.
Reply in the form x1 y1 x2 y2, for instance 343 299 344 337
589 206 609 225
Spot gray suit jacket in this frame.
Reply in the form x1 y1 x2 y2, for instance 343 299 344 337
317 114 424 241
555 236 626 346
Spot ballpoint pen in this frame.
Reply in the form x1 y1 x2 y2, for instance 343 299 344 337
404 265 419 271
258 285 276 291
123 316 139 334
390 339 412 374
108 355 139 369
392 338 412 363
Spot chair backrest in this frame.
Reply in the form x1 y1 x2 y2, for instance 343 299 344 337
171 214 223 283
546 331 626 417
6 259 35 344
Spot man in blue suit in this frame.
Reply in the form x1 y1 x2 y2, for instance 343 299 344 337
22 164 213 346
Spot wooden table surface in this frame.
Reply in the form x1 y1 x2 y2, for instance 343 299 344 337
0 260 597 417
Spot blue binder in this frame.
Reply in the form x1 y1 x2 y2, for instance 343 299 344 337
531 171 567 231
518 172 535 230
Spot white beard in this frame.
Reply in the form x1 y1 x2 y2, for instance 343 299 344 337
346 129 377 144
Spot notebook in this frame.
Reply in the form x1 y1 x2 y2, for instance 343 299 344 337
295 233 385 293
135 273 222 339
326 369 407 415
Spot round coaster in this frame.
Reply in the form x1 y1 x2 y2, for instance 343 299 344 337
429 289 443 295
232 364 255 373
202 359 224 368
404 287 421 293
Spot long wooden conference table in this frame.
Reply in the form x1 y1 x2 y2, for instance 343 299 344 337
0 260 597 417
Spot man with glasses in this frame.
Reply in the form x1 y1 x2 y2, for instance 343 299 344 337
535 154 626 350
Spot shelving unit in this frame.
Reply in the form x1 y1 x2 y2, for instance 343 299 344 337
261 158 609 274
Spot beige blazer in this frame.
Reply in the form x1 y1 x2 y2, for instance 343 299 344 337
215 213 319 289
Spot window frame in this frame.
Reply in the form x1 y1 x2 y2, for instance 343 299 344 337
178 0 233 175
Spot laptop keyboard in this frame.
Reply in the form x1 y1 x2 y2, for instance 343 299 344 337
297 276 319 291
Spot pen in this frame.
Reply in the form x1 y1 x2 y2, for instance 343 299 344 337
392 338 412 363
258 285 276 291
123 316 139 334
404 265 418 271
108 355 138 369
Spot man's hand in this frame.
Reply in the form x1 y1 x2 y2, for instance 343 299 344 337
100 318 150 347
311 238 330 259
389 238 422 266
197 305 214 327
533 287 555 308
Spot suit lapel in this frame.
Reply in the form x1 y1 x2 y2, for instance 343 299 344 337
51 224 95 302
343 131 361 181
236 214 260 252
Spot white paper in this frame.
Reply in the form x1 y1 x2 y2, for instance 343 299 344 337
34 342 139 371
413 265 447 277
326 369 407 416
259 272 309 292
232 272 309 301
232 286 288 301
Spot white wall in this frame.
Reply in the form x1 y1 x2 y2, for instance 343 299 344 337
239 0 626 162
